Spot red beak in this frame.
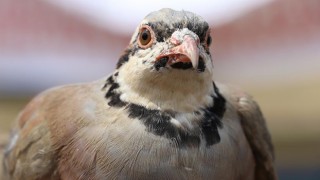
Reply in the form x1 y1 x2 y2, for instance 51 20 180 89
156 34 200 68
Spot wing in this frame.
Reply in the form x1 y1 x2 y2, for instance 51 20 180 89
0 133 9 178
236 92 278 180
2 94 58 180
2 83 104 180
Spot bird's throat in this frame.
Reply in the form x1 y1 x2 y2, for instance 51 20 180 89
116 65 213 112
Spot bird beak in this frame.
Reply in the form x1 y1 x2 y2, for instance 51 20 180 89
156 33 200 68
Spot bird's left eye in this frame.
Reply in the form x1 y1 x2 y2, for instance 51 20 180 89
138 25 154 48
206 36 212 46
203 29 212 50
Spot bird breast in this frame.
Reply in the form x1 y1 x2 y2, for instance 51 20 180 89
58 104 255 180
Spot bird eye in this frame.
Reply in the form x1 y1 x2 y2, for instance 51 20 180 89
138 26 154 48
206 36 212 46
140 29 151 44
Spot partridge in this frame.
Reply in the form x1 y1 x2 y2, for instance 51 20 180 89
1 8 277 180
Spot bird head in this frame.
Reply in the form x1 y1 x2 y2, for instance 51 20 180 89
116 8 214 112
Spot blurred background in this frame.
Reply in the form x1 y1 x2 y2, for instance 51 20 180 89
0 0 319 179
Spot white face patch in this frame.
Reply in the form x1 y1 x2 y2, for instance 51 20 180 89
117 53 214 112
135 42 167 63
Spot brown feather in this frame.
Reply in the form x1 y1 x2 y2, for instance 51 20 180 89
221 84 278 180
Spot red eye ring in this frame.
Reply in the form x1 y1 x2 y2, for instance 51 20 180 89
138 25 155 49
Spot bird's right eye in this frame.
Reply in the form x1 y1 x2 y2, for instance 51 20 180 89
138 25 154 48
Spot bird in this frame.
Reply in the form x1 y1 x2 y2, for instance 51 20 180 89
1 8 277 180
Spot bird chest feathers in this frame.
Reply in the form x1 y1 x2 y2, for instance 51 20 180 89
52 83 255 179
1 8 277 180
43 79 254 179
